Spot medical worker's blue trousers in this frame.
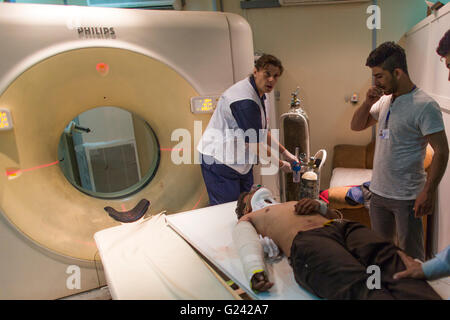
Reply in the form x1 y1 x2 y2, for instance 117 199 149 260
200 155 253 205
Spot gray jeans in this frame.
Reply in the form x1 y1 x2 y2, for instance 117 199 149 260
369 193 424 261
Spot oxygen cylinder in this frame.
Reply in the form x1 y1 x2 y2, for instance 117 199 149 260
279 87 310 202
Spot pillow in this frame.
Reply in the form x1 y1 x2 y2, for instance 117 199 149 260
329 168 372 188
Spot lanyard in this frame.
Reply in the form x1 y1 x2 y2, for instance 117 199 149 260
260 96 267 129
384 109 391 129
384 85 416 129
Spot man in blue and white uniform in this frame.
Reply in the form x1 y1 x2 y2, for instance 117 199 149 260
197 54 298 205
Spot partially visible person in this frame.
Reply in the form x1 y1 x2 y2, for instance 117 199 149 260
351 42 449 261
232 186 441 299
197 54 298 205
436 29 450 80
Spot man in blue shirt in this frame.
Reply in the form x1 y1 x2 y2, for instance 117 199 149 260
197 54 297 205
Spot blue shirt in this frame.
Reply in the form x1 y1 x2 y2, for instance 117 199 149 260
422 245 450 281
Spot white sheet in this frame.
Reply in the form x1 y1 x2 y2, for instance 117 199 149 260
166 202 319 300
94 213 236 300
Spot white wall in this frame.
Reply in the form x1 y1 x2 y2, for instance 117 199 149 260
78 106 135 144
184 0 215 11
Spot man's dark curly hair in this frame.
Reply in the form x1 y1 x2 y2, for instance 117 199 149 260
437 29 450 58
366 41 408 75
235 191 249 220
255 54 284 75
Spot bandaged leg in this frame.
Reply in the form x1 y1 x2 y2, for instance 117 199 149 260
232 221 266 289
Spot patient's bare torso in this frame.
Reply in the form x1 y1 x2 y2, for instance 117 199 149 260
246 202 329 258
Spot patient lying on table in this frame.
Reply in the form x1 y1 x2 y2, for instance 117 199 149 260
233 186 441 300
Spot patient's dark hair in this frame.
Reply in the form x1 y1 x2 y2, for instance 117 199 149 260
235 191 249 220
437 29 450 57
366 41 408 75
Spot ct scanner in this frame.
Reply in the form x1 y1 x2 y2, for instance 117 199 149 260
0 2 255 299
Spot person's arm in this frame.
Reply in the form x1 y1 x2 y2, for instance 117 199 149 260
422 246 450 280
294 198 341 220
350 86 381 131
394 246 450 281
267 130 298 165
414 130 449 217
393 251 425 280
229 99 290 171
248 136 292 173
232 219 274 293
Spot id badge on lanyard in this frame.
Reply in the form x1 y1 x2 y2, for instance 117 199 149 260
379 86 414 141
379 106 391 140
379 128 389 140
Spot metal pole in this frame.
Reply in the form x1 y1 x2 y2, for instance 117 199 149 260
371 0 377 141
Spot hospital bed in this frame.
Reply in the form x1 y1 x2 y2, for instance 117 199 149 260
95 202 450 300
94 202 319 300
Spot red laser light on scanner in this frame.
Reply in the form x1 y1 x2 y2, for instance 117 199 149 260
96 62 109 76
191 191 205 210
5 160 60 180
160 148 183 151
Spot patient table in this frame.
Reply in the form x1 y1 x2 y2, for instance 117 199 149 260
95 202 450 300
95 202 318 300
